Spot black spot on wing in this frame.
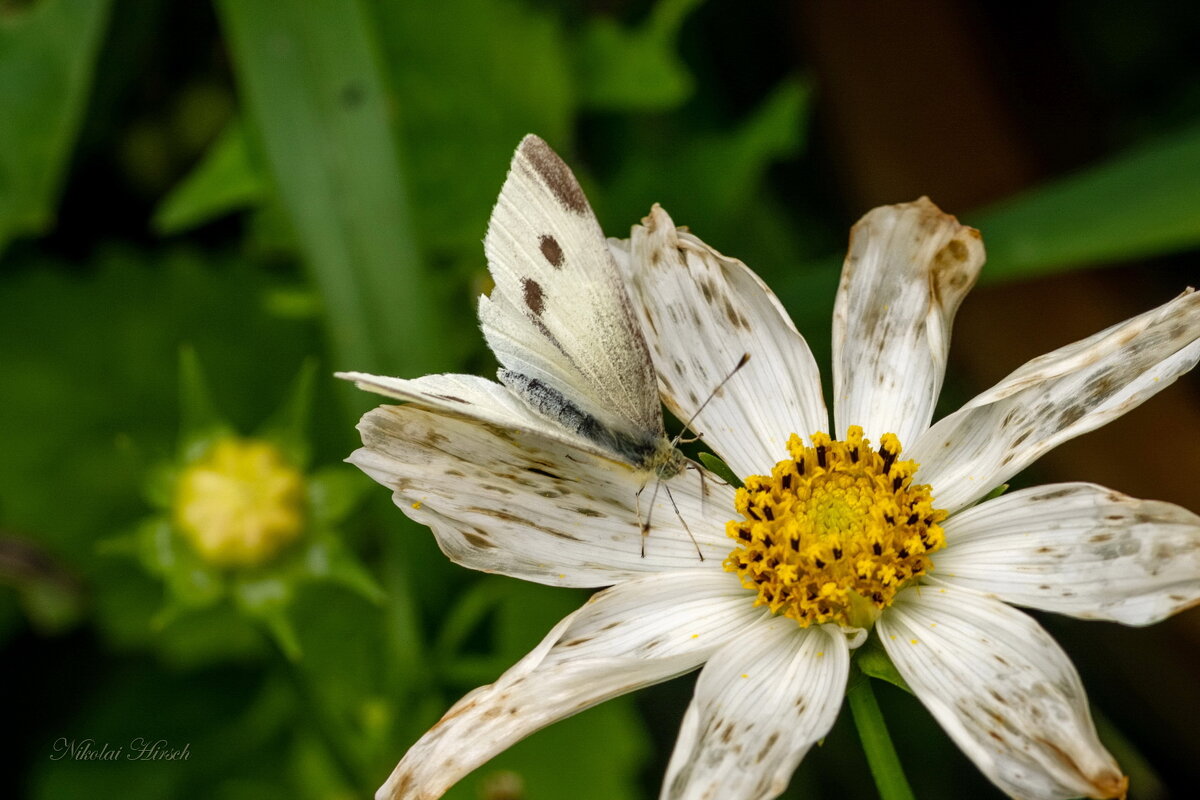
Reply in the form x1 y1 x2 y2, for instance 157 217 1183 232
522 277 545 316
519 136 589 215
539 234 564 268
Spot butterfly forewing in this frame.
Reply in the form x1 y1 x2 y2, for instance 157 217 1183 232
481 135 668 462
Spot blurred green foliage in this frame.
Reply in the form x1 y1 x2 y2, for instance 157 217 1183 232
0 0 111 256
3 1 1200 799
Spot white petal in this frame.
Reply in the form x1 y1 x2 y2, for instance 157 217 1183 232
352 403 733 587
932 482 1200 625
832 198 984 446
911 289 1200 513
661 618 849 800
376 571 762 800
337 371 598 454
613 204 828 479
879 586 1126 800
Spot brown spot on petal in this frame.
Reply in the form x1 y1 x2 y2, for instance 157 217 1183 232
756 732 780 763
1035 737 1129 800
389 773 414 797
462 531 496 549
943 238 969 262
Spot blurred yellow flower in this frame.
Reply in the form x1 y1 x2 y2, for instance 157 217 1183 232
174 438 305 567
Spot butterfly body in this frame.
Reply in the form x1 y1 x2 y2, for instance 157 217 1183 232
496 368 687 479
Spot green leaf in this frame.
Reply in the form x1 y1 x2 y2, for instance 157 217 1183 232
0 0 113 256
301 537 384 605
602 77 813 274
576 0 704 111
307 465 373 527
698 452 742 488
258 358 318 468
372 0 574 259
234 575 301 659
153 117 266 235
216 0 437 376
780 121 1200 330
177 346 229 462
978 483 1010 503
973 121 1200 282
854 634 913 695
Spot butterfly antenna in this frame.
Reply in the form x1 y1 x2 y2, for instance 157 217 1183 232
669 352 751 448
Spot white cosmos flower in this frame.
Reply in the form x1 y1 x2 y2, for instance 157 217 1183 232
348 197 1200 800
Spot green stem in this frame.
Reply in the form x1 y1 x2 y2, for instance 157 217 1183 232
279 641 371 795
847 671 916 800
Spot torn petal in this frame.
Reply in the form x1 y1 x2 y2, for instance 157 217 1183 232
376 571 761 800
832 198 984 446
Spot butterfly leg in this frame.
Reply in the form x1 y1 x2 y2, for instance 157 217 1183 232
634 480 649 556
637 477 665 558
662 481 705 561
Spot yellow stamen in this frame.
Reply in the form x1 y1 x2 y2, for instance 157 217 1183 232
174 438 305 568
724 426 945 628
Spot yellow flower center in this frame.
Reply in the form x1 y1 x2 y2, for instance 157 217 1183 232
724 426 946 628
174 438 306 568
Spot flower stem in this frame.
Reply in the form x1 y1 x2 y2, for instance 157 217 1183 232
847 670 916 800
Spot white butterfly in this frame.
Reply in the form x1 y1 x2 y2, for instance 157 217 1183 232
476 135 687 480
339 135 699 550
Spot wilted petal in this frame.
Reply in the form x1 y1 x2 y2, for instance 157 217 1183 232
933 482 1200 625
613 205 828 478
352 403 732 587
832 198 984 446
911 289 1200 512
661 617 848 800
879 586 1126 800
376 571 762 800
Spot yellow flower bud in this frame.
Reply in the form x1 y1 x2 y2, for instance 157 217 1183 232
174 438 305 567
